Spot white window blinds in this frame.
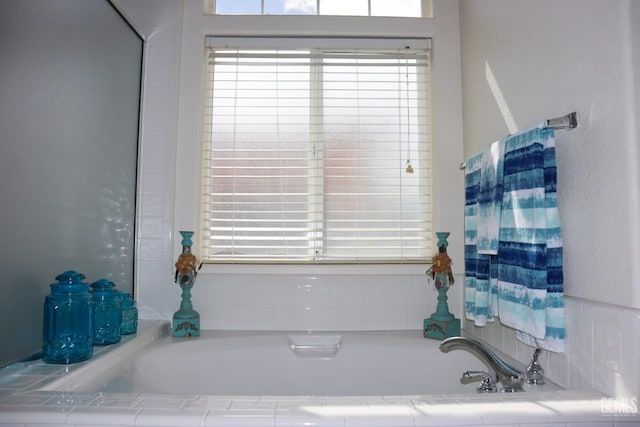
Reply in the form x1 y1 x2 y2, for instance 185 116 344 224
201 37 433 263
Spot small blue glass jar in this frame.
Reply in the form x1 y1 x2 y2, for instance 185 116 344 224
42 271 93 364
119 291 138 335
90 279 122 345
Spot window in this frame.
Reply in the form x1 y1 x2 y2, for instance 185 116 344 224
206 0 431 18
201 37 432 263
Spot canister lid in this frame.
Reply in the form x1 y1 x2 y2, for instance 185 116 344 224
54 270 86 285
50 270 89 291
90 278 116 291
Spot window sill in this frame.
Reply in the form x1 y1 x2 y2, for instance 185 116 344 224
199 263 430 276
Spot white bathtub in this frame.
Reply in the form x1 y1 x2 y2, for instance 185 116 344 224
67 330 495 395
2 321 625 427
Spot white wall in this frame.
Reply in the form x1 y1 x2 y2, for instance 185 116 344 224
117 0 640 399
459 0 640 398
120 0 466 332
111 0 183 322
460 0 640 309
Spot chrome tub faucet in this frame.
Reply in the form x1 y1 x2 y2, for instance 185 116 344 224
439 336 525 392
525 348 545 385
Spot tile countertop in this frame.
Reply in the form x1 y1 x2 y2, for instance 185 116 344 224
0 320 638 427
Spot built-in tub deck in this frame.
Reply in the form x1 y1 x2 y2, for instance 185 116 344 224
0 321 633 427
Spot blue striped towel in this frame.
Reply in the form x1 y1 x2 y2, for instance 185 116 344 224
477 140 504 255
464 123 565 352
464 150 498 326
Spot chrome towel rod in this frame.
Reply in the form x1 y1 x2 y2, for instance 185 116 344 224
459 112 578 170
545 111 578 130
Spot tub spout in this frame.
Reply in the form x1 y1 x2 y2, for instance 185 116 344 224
439 336 525 392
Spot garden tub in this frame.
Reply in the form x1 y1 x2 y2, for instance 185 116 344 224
0 321 625 427
58 329 497 396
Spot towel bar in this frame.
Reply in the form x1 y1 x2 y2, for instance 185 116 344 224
459 112 577 170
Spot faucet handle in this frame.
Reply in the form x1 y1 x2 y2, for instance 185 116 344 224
462 370 498 393
525 348 545 385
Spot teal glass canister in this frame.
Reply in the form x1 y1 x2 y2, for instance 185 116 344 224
90 279 122 345
42 271 93 364
119 291 138 335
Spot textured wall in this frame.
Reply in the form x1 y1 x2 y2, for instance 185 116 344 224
459 0 640 309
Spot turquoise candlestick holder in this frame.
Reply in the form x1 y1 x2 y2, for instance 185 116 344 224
424 232 460 340
173 231 200 337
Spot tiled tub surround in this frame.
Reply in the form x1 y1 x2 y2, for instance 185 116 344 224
1 321 637 426
146 268 640 400
188 269 461 332
464 298 640 400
